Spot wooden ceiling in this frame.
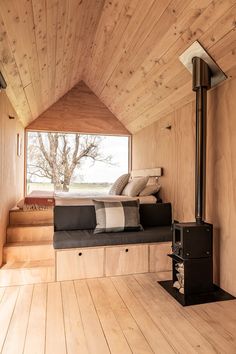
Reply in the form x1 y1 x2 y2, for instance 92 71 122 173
0 0 236 133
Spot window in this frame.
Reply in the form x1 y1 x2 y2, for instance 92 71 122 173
26 131 129 195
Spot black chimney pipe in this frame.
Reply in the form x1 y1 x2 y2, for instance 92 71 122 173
192 57 211 224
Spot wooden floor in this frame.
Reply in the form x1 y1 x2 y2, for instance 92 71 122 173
0 273 236 354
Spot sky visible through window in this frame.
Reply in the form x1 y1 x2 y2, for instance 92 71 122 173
78 135 129 183
27 131 129 194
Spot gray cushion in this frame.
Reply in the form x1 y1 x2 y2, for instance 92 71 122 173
53 226 172 249
122 176 149 197
54 205 96 231
109 173 130 195
54 203 172 231
139 184 161 196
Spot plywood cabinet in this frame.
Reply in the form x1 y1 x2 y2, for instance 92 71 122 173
149 242 172 272
56 248 104 281
56 242 171 281
105 244 149 276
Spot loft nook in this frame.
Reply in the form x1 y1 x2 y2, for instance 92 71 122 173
0 1 236 353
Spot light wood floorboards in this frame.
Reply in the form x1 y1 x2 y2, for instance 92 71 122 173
0 273 236 354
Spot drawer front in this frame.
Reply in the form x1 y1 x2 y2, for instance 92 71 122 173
149 242 172 272
105 244 148 276
56 248 104 281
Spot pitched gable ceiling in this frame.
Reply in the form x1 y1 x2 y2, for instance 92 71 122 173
0 0 236 133
27 81 130 135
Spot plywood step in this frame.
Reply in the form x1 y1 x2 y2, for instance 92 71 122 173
9 209 53 225
3 241 54 262
0 259 55 286
7 224 54 242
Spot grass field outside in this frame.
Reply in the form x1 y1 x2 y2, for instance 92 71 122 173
27 182 112 195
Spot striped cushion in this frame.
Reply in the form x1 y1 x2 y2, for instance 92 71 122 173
93 200 143 234
109 173 130 195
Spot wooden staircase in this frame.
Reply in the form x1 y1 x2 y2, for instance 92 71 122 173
0 208 55 286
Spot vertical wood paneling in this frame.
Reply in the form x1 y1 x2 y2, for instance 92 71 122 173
0 92 24 266
132 76 236 296
206 76 236 292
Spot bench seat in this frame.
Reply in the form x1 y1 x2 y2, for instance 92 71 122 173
53 225 172 249
54 203 173 280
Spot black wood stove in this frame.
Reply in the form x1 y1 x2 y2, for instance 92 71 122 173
160 222 234 306
159 45 235 306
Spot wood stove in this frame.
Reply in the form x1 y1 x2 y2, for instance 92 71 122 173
159 42 235 306
166 222 216 306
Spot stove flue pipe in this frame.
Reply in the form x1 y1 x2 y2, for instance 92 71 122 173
192 57 211 224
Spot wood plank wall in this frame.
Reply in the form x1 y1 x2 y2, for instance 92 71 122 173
27 81 130 135
0 92 24 266
132 77 236 296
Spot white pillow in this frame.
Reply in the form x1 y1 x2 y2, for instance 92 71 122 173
109 173 130 195
122 176 149 197
139 184 161 196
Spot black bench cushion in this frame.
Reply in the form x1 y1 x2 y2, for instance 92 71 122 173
53 226 172 249
54 203 172 231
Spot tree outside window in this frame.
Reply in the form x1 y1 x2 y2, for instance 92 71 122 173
27 132 129 194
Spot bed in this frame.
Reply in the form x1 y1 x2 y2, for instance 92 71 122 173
19 167 163 209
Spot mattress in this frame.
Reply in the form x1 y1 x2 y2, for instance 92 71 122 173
54 192 157 206
18 191 157 209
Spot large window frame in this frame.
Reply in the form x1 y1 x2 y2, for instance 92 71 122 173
24 130 131 196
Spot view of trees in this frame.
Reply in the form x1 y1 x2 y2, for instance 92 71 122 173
27 132 112 192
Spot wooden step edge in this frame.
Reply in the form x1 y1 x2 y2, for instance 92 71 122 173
10 208 54 213
7 223 54 229
10 206 21 211
4 240 53 248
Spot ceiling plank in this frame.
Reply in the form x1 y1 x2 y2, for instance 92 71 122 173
0 11 32 125
54 0 69 101
31 0 50 110
72 0 106 86
46 0 58 104
16 0 44 118
86 0 142 91
0 0 31 88
58 0 83 96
